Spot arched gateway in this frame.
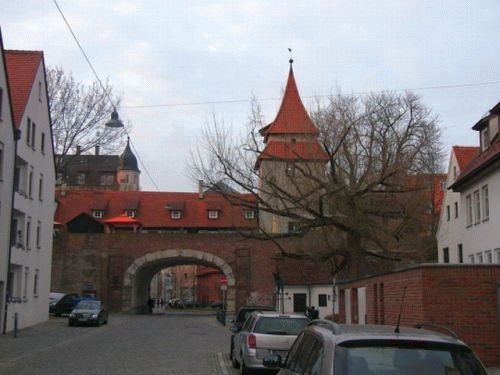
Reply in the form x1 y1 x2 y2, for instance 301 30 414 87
122 249 236 313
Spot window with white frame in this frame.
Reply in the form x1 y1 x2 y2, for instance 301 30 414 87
446 206 450 221
0 87 3 119
31 121 36 149
208 210 219 219
77 173 86 185
125 210 136 218
473 190 481 224
454 202 459 218
23 267 29 300
486 250 492 264
41 132 45 154
477 252 483 264
26 118 31 145
496 248 500 264
458 244 463 264
244 210 255 219
469 255 475 264
443 247 449 263
465 194 472 227
28 167 34 198
92 210 103 219
8 264 23 302
171 210 181 219
481 185 489 221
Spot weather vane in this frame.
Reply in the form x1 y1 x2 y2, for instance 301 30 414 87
288 48 293 64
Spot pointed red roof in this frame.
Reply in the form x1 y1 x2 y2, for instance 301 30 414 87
259 140 329 162
261 63 318 138
4 50 44 128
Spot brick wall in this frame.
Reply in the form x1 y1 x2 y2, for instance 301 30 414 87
339 264 500 367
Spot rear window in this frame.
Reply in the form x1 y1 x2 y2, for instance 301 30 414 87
333 340 488 375
254 317 309 335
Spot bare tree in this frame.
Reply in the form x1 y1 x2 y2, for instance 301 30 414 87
47 66 128 168
190 91 444 278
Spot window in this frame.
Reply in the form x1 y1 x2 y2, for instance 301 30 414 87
473 190 480 224
26 118 31 145
0 87 3 118
33 269 39 296
31 121 36 149
477 253 483 264
125 210 135 218
36 221 41 249
453 166 457 179
208 210 219 219
486 250 492 264
26 217 31 250
92 210 103 219
454 202 459 218
481 185 489 221
469 255 475 264
244 210 255 219
56 172 64 184
28 167 34 198
100 173 115 186
458 244 463 264
77 173 86 185
496 248 500 264
318 294 327 307
171 211 181 219
41 132 45 154
38 174 43 200
446 205 450 221
288 221 301 233
465 194 472 227
482 126 490 150
8 265 23 302
38 81 42 102
443 247 449 263
23 267 29 300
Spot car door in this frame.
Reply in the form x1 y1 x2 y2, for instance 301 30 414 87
281 332 325 375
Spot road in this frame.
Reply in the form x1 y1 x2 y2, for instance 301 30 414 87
0 311 238 375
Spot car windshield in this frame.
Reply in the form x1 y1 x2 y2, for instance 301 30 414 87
76 301 101 310
254 317 309 335
334 341 488 375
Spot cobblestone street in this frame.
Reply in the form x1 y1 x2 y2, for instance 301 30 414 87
0 312 236 375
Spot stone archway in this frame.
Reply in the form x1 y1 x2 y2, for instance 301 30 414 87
122 249 236 314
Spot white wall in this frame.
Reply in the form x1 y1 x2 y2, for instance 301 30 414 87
282 284 338 319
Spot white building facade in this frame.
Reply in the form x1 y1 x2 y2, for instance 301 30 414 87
4 50 55 332
438 102 500 265
0 32 17 334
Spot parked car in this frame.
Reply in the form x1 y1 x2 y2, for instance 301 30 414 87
50 293 80 316
229 305 276 361
68 300 108 327
232 311 310 374
49 292 65 313
263 320 489 375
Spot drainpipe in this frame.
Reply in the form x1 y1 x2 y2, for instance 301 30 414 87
3 128 21 335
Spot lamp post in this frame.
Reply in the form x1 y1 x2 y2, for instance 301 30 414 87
105 108 124 128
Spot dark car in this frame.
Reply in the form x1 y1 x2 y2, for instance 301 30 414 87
229 305 275 361
68 300 108 327
50 293 80 316
263 320 489 375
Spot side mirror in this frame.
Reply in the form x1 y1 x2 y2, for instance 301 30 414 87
230 326 240 333
263 353 283 369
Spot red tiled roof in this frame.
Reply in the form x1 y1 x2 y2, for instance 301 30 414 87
259 140 329 162
452 146 479 171
55 190 258 229
4 50 43 128
261 65 319 138
451 137 500 190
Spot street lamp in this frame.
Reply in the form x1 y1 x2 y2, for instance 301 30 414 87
105 108 124 128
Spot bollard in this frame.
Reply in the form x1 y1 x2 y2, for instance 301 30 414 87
14 313 18 338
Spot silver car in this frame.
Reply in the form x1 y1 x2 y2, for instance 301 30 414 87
231 311 310 374
263 320 489 375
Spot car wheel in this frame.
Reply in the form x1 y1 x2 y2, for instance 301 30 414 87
241 362 252 375
231 352 240 369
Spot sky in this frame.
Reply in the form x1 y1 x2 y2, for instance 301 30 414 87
1 0 500 192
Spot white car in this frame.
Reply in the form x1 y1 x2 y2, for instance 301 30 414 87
231 311 310 374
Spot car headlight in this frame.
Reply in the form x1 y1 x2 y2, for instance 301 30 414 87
91 313 98 318
69 312 76 318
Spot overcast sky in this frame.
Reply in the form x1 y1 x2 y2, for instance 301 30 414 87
2 0 499 191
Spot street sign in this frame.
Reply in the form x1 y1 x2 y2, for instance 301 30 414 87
220 275 228 286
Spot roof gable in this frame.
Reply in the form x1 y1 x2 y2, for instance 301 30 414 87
4 50 43 128
453 146 479 171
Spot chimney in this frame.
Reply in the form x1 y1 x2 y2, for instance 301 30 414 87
76 145 81 155
95 145 100 156
199 180 205 199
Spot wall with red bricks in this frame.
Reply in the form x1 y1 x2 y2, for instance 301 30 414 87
338 264 500 367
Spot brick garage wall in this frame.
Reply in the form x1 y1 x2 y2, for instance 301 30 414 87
339 264 500 367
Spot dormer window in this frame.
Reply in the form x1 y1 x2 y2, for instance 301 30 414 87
92 210 103 219
481 126 490 151
171 211 181 219
208 210 219 219
125 210 136 218
244 210 255 219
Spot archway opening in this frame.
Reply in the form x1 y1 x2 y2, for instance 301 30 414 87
123 249 235 314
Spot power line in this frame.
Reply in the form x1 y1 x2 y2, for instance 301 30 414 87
53 0 160 191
